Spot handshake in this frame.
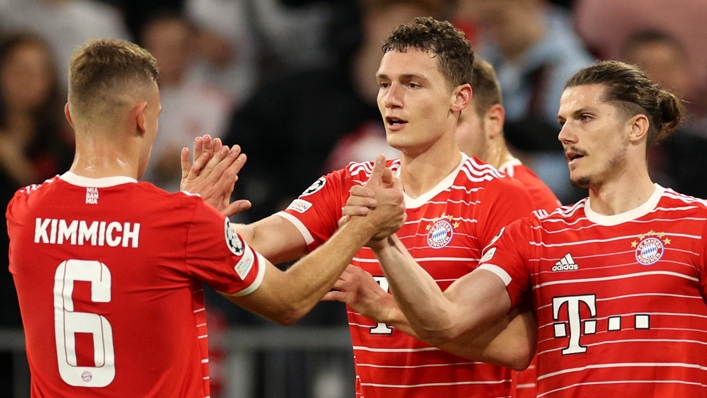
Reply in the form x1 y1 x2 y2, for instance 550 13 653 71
180 135 406 246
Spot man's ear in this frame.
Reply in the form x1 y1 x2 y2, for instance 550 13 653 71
485 103 505 140
64 103 74 128
451 84 472 113
628 113 650 143
134 101 148 136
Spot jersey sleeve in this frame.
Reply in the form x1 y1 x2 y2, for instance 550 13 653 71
476 176 535 248
185 200 266 296
277 169 349 252
477 217 534 308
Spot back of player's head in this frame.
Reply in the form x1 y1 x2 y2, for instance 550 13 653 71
382 17 474 90
565 60 684 149
68 39 159 123
470 57 502 117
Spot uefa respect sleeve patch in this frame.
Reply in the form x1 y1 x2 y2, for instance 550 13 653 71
234 245 255 280
286 199 312 213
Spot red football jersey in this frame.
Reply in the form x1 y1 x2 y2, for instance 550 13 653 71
6 173 265 398
280 155 535 397
499 158 561 213
499 158 560 398
479 185 707 397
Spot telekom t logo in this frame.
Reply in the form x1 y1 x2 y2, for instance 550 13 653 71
370 276 393 334
552 294 596 355
552 294 652 355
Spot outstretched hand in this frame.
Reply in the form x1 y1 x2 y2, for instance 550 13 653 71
343 154 405 244
322 264 396 323
180 135 251 217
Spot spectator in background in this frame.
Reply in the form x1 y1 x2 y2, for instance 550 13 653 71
0 33 73 396
574 0 707 114
184 0 259 106
621 30 707 199
224 0 442 224
462 0 593 203
139 11 233 192
0 0 131 88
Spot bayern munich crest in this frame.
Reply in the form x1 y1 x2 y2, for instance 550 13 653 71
426 214 459 249
631 230 670 266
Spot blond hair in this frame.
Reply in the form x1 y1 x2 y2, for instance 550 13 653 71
68 39 159 123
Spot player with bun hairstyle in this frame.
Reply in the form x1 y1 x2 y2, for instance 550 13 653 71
346 60 707 397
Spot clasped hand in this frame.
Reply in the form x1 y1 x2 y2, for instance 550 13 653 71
342 154 406 245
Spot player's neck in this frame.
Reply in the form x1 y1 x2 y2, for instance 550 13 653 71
487 141 515 170
69 137 141 179
587 170 656 216
398 145 463 199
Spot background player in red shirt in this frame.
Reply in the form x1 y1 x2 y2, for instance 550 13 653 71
198 17 538 397
348 60 707 397
456 57 560 214
6 39 405 398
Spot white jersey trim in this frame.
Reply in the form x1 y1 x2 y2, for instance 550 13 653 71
232 251 267 297
497 157 522 178
61 171 137 187
275 211 315 245
398 153 469 209
584 184 665 226
477 264 512 286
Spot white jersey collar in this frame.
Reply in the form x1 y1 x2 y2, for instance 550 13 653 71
395 153 468 209
60 171 138 188
584 184 665 226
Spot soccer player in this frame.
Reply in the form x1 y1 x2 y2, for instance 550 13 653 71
351 60 707 397
5 39 404 397
329 56 558 398
457 57 560 213
215 17 537 397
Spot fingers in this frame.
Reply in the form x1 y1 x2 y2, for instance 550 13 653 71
381 168 395 188
185 152 211 186
365 154 387 187
213 137 223 154
343 196 375 216
202 135 213 159
337 215 351 228
321 291 345 302
350 185 374 199
219 200 252 217
212 149 245 194
193 136 203 162
180 147 191 181
201 146 233 180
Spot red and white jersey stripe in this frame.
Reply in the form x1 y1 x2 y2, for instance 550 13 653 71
280 154 535 397
480 185 707 397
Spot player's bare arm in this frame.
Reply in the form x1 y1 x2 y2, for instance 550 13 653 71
223 155 406 325
370 234 513 346
323 263 535 370
180 134 251 216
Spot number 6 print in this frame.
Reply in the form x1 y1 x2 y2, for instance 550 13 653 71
54 259 115 387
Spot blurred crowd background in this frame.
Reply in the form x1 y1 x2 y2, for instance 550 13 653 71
3 0 707 397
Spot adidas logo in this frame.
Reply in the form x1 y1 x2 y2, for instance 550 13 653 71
552 253 578 272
